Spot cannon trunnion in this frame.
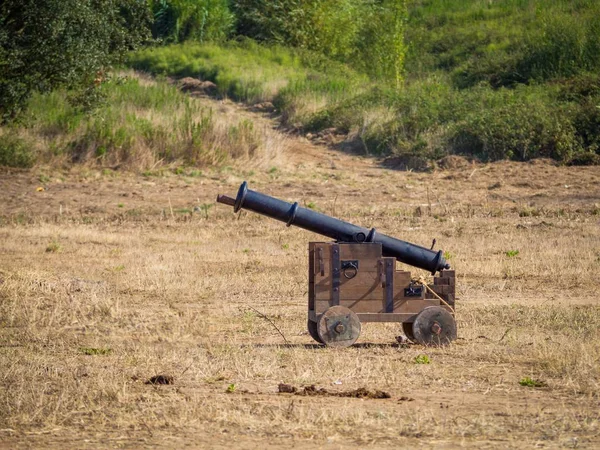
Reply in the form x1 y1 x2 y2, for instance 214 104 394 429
217 182 457 347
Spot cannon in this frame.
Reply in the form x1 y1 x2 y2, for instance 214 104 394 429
217 182 457 347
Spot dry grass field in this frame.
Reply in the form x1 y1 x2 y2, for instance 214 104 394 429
1 98 600 448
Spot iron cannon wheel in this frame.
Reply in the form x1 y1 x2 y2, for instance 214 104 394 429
412 306 457 346
307 318 324 344
317 306 361 348
402 322 415 342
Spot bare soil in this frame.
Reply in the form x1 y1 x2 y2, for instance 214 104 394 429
1 93 599 449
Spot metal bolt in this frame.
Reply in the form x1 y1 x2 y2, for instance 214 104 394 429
334 323 345 334
431 322 442 335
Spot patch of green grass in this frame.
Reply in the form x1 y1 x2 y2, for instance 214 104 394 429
519 377 547 388
414 354 431 365
79 347 112 356
505 250 520 258
226 383 236 393
127 41 310 103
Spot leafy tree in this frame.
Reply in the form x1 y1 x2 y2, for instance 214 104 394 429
150 0 234 44
0 0 151 122
231 0 407 84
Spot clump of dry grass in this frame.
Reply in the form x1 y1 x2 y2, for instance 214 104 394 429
16 72 288 171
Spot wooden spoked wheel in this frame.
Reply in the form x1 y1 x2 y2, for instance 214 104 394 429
412 306 457 346
307 318 324 344
317 306 361 348
402 322 415 342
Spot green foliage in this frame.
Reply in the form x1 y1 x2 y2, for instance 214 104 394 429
0 0 151 122
406 0 600 88
4 0 600 168
519 377 547 388
0 132 34 168
355 1 407 85
414 354 430 364
150 0 234 43
128 41 308 103
505 250 520 258
15 75 273 168
232 0 408 84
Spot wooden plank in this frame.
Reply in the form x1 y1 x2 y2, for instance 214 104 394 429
434 277 449 286
315 243 383 271
393 298 439 314
314 271 383 301
356 313 417 323
392 271 414 300
315 298 440 314
313 243 331 277
316 299 385 314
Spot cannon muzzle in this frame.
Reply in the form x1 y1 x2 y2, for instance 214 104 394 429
217 182 450 274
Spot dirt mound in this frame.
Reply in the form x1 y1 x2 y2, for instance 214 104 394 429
145 374 174 385
382 155 432 172
437 155 472 170
178 77 217 96
278 384 391 399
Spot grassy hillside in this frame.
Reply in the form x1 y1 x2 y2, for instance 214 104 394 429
2 0 600 168
0 72 283 170
124 0 600 166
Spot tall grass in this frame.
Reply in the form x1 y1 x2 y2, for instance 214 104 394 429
128 40 311 103
150 0 234 44
9 73 282 169
232 0 408 83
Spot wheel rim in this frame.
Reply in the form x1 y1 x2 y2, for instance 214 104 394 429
412 306 457 346
317 306 361 348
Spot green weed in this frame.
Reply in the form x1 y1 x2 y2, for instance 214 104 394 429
414 354 431 364
79 347 112 356
519 377 547 388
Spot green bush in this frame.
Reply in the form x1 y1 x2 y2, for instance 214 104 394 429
448 102 580 163
406 0 600 88
0 0 151 122
0 133 34 168
232 0 407 83
128 41 352 103
151 0 234 43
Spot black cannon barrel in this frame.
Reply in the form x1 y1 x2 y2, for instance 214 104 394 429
217 182 450 274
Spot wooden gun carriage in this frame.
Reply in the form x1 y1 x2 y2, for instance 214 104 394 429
217 182 457 348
